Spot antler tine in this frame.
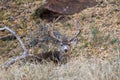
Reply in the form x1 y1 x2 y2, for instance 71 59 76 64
68 19 81 42
49 24 62 42
48 17 62 42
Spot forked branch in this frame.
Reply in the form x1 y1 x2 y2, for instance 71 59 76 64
0 26 32 69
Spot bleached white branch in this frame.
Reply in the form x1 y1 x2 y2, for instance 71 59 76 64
0 26 27 51
0 26 31 69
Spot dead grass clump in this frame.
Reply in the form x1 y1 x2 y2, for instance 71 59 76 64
0 51 119 80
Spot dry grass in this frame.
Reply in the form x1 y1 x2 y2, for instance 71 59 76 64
0 51 119 80
0 0 120 80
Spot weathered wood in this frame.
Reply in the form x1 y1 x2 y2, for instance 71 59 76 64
0 26 31 69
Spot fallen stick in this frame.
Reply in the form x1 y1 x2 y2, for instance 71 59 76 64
0 26 32 69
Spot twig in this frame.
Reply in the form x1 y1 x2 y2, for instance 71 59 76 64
0 26 31 69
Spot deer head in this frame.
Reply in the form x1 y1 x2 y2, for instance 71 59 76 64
48 20 81 56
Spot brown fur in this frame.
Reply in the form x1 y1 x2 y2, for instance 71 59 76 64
29 50 68 64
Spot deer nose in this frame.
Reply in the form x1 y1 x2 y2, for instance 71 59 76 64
64 49 68 52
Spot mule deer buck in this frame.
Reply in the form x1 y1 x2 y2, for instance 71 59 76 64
28 20 81 64
0 20 80 68
47 20 81 63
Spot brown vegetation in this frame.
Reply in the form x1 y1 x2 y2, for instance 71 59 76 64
0 0 120 80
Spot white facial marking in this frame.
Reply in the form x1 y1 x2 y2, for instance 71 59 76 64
61 45 69 52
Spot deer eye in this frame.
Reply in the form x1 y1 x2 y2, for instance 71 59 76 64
60 43 63 46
